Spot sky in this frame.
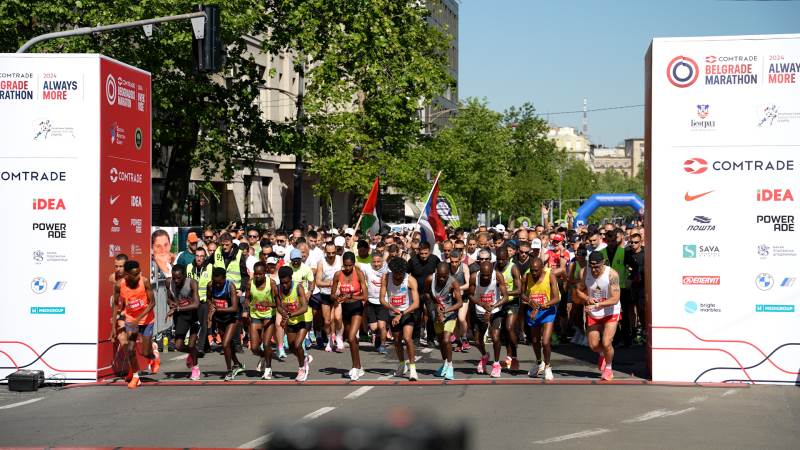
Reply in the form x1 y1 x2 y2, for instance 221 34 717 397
458 0 800 147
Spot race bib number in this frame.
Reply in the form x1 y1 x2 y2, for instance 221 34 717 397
479 292 495 305
436 295 446 306
212 299 227 309
390 294 405 307
530 293 547 306
255 303 270 312
286 302 298 312
126 297 145 314
178 298 191 307
340 284 353 295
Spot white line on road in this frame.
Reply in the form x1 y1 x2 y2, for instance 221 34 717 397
0 397 44 410
238 407 337 448
421 347 433 354
722 389 739 397
344 386 374 400
687 396 708 404
533 428 612 444
170 354 188 361
621 407 696 424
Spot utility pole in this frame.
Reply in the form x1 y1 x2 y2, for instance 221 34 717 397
292 59 305 230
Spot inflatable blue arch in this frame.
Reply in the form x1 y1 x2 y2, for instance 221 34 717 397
573 193 645 228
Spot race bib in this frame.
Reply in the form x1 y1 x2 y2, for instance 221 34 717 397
436 295 446 306
530 293 547 306
479 292 495 305
286 302 298 312
178 298 191 307
340 284 353 295
255 303 270 312
126 297 145 314
212 299 227 309
390 294 405 306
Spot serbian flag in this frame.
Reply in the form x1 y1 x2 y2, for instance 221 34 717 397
360 177 383 236
418 172 447 244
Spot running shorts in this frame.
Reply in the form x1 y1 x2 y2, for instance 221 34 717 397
173 311 200 338
587 313 621 327
434 319 456 335
308 293 322 309
525 305 557 328
287 321 312 333
476 310 504 331
366 302 389 324
390 313 415 333
342 301 364 322
320 293 334 306
250 317 275 327
125 322 154 337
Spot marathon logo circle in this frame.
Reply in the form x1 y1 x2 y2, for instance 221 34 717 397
667 56 699 88
105 74 116 105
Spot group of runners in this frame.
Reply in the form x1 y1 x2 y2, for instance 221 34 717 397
111 220 645 388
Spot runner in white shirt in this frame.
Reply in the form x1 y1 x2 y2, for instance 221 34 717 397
380 257 421 381
468 259 509 378
359 251 389 354
315 242 343 352
575 251 621 381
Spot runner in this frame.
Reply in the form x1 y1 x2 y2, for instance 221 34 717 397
166 265 201 381
331 252 368 380
111 260 159 389
380 257 421 381
424 262 463 380
567 245 588 346
521 258 560 380
266 253 287 361
243 262 279 379
207 267 245 381
467 260 510 378
360 251 389 354
187 247 213 355
575 251 621 381
448 248 471 353
495 247 522 371
277 265 313 382
315 242 343 352
108 253 128 349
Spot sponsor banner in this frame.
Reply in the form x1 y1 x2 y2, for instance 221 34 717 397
648 34 800 384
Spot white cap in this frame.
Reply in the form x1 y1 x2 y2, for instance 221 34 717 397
273 245 286 256
334 236 346 247
266 256 279 265
329 228 339 235
345 227 355 236
494 224 505 232
531 238 542 249
232 239 241 245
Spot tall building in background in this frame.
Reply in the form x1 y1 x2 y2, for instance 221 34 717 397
422 0 459 134
547 126 592 163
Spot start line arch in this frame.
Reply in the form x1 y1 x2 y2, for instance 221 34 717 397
573 193 644 228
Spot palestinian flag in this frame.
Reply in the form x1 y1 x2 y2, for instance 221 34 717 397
360 177 383 236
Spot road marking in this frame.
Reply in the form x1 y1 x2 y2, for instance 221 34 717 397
170 354 188 361
534 428 612 444
238 406 336 448
621 407 696 424
421 347 433 354
0 397 44 410
687 396 708 404
722 389 739 397
415 355 422 361
344 386 374 400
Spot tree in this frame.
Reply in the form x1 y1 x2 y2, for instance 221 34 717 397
2 0 278 225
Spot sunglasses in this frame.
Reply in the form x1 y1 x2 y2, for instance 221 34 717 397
477 257 490 261
203 235 214 240
248 234 259 238
631 240 641 244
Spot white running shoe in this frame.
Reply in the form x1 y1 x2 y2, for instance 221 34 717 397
394 362 408 377
544 366 554 381
262 368 273 380
358 368 365 378
536 361 546 377
409 367 418 381
256 357 266 373
350 368 361 381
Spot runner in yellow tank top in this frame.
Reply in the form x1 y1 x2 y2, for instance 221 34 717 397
521 258 561 380
244 262 279 379
277 265 313 382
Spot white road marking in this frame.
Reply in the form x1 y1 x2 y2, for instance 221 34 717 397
344 386 374 400
0 397 44 410
415 355 422 361
621 407 696 424
170 354 188 361
421 347 433 354
533 428 612 444
238 406 336 448
687 396 708 404
722 389 739 397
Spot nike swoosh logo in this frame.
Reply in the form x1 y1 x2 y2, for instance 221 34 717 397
110 195 120 205
685 191 713 201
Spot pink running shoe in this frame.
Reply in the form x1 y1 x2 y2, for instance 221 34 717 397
598 354 606 372
477 354 489 374
601 368 614 381
295 367 308 382
490 362 502 378
462 341 471 351
190 366 200 381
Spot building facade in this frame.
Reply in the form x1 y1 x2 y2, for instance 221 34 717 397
421 0 459 134
547 126 592 163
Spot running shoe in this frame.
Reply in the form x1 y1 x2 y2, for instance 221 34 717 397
325 342 333 352
450 334 456 343
336 336 345 352
232 363 245 377
295 367 308 382
503 356 513 369
190 366 201 381
601 368 614 381
394 362 408 377
149 355 161 375
278 349 287 361
408 366 418 381
462 341 471 352
262 368 273 380
127 373 141 389
257 357 266 373
444 366 455 380
536 361 546 377
477 354 489 374
527 365 537 378
510 357 520 371
224 370 236 382
598 354 606 372
434 363 446 377
544 366 554 381
357 368 365 378
304 354 314 373
349 368 360 381
377 346 387 355
304 336 312 350
490 362 502 378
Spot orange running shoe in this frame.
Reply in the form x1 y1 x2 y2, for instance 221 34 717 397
128 373 141 389
150 355 161 374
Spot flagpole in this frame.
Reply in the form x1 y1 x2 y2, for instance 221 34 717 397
417 171 442 225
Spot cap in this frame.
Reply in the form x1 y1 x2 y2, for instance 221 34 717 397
187 232 199 243
334 236 346 247
345 227 355 236
266 256 279 265
552 234 564 243
329 228 339 235
273 245 286 256
531 238 542 249
494 224 506 232
290 248 302 260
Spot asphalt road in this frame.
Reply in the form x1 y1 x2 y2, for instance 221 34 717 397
0 342 797 449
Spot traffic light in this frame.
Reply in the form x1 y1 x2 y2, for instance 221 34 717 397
193 4 222 72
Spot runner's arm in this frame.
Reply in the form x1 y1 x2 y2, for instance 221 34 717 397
459 264 470 292
405 276 420 316
379 273 394 312
598 269 621 308
447 281 463 314
574 268 590 304
466 272 478 304
288 284 309 318
110 283 120 338
493 270 510 309
242 280 252 316
134 279 157 323
330 271 343 303
352 267 367 302
508 265 522 297
423 275 433 305
314 261 330 287
542 272 561 308
180 278 200 312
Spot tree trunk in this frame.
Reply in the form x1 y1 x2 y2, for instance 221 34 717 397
158 120 199 226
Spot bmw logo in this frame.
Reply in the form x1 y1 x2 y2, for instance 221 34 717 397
31 277 47 294
755 273 774 291
667 55 699 88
